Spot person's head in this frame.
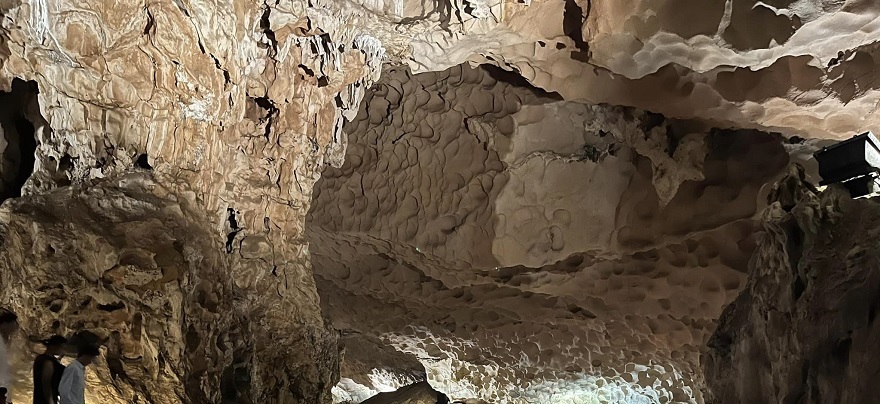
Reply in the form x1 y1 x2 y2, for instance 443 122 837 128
0 386 7 401
0 312 18 339
77 344 100 366
42 335 67 355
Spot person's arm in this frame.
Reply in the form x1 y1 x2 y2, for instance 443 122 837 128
40 360 55 404
58 367 73 403
76 367 86 404
0 339 9 389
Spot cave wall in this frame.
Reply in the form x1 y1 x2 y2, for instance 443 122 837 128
0 0 389 402
0 174 346 404
332 333 427 403
703 166 880 404
0 0 874 403
307 63 798 403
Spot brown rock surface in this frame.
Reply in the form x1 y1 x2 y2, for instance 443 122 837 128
0 0 386 402
0 173 340 403
308 64 802 403
703 166 880 404
360 381 443 404
0 0 874 403
333 333 427 403
327 0 880 139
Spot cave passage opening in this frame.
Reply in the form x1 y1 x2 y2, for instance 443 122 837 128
0 78 44 203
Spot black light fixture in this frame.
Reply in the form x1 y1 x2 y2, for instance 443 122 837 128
814 131 880 198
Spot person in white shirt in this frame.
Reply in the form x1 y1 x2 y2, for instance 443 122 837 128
0 312 19 392
58 345 99 404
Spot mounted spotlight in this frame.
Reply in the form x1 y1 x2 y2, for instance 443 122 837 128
814 131 880 198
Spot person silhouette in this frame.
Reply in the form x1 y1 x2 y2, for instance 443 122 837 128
58 345 98 404
33 336 66 404
0 312 19 391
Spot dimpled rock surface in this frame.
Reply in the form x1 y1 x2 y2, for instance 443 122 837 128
0 0 386 402
307 64 797 403
0 0 874 403
317 0 880 139
360 381 443 404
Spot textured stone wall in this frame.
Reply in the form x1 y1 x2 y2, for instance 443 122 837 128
308 64 795 403
0 173 337 403
0 0 873 403
0 0 388 402
703 166 880 404
318 0 880 139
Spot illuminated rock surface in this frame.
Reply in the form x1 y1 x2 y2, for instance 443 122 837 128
308 64 795 403
0 0 873 403
360 381 445 404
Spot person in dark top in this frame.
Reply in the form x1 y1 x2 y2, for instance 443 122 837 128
33 335 66 404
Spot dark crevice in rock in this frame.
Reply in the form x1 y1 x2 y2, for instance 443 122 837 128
97 302 126 312
665 123 682 158
225 207 242 253
56 153 74 186
0 78 43 203
11 116 35 190
792 275 806 301
106 354 128 380
250 96 278 141
143 8 154 35
210 54 231 86
299 64 316 77
562 0 590 62
479 64 562 100
47 301 63 313
260 4 278 55
832 336 852 364
134 153 153 170
219 359 255 403
172 0 190 17
639 111 666 133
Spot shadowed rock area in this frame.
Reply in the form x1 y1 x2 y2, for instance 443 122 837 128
704 166 880 404
361 381 447 404
308 63 799 403
0 173 340 403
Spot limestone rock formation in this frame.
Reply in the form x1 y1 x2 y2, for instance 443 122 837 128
333 333 427 403
0 0 386 402
360 381 445 404
0 0 875 403
0 174 341 403
703 166 879 404
328 0 880 139
308 63 798 403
